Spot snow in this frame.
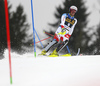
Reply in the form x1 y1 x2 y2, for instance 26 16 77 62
0 50 100 86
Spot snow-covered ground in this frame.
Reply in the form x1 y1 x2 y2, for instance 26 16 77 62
0 50 100 86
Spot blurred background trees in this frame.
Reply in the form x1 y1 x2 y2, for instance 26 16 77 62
91 24 100 55
0 0 33 58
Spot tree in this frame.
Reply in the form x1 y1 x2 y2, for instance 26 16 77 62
90 24 100 55
9 5 33 53
0 1 33 58
45 0 90 54
0 0 7 58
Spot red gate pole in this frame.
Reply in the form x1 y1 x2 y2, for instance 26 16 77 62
4 0 12 84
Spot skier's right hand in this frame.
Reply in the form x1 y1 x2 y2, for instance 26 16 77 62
61 25 65 29
61 28 66 33
60 25 65 32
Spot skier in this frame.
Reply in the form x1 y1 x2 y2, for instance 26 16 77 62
39 5 78 57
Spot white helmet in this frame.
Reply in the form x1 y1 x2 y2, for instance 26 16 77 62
69 5 78 12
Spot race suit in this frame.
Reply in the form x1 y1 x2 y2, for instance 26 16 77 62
54 13 77 42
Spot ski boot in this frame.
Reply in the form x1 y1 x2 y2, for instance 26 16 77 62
48 49 59 57
38 50 47 56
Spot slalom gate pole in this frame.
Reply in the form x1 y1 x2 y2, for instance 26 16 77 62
44 31 71 54
4 0 12 84
66 46 71 55
31 0 36 57
34 29 44 48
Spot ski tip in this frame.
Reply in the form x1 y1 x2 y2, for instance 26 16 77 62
76 48 80 56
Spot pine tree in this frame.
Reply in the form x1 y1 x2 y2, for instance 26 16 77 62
0 0 7 58
90 24 100 55
9 5 33 53
0 1 33 58
46 0 90 54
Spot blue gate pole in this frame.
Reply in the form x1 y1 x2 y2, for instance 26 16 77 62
34 29 44 48
66 45 71 55
31 0 36 57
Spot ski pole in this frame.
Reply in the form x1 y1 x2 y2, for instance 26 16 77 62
30 36 51 46
30 31 54 46
30 31 55 46
44 31 54 36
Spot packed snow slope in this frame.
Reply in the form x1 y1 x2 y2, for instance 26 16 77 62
0 52 100 86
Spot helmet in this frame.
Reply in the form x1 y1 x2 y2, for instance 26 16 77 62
69 5 78 12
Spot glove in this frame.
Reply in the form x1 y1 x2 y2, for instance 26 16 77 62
61 25 66 33
61 25 65 29
62 28 66 33
61 25 69 33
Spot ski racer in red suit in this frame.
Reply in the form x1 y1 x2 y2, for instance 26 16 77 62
39 5 78 57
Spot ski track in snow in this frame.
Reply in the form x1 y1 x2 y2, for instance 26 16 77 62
0 51 100 86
